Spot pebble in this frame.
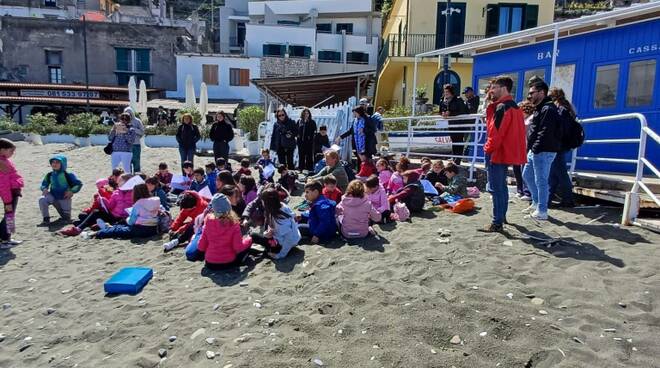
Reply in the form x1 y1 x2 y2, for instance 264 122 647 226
28 278 37 283
253 302 262 309
531 297 545 305
0 334 5 342
239 282 249 287
158 349 167 358
2 303 11 310
479 332 487 337
539 310 548 315
337 329 343 335
234 336 250 343
46 308 56 315
450 335 461 344
19 344 32 352
603 328 616 333
191 328 206 340
506 293 513 299
471 286 479 290
267 319 276 327
613 337 623 341
618 302 627 308
168 336 177 342
161 324 169 331
502 240 513 247
550 325 561 331
206 351 215 359
223 365 234 368
213 304 221 311
437 238 450 244
61 289 71 294
632 347 638 352
361 330 367 335
312 358 324 366
24 336 32 342
431 349 437 354
370 356 375 361
206 337 216 345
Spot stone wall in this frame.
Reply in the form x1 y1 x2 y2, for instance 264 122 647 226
260 56 317 78
0 16 195 90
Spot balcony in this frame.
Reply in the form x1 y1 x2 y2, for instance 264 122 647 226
380 33 485 59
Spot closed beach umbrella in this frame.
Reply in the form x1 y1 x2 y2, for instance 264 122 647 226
128 76 138 112
185 75 196 108
199 82 208 119
137 80 148 116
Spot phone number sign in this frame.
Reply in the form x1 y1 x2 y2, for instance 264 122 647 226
20 89 100 99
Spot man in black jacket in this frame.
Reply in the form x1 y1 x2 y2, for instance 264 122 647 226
440 84 468 164
522 80 562 220
463 87 480 114
209 112 234 162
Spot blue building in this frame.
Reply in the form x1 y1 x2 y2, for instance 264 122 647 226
414 3 660 175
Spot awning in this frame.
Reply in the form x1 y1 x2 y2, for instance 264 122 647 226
251 71 375 107
0 82 161 93
146 99 239 114
0 95 128 107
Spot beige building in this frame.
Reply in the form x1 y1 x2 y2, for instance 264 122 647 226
375 0 554 108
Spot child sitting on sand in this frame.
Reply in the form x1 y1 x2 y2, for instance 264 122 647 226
355 153 377 180
163 191 208 251
426 160 448 188
277 165 296 193
194 194 252 270
241 183 290 229
322 175 342 203
239 175 258 205
249 188 300 259
220 185 246 217
298 181 337 244
0 138 24 245
108 168 124 190
388 170 425 213
189 167 208 192
205 162 218 194
436 162 467 198
376 158 393 192
93 184 160 239
215 170 235 194
145 176 169 211
256 149 275 184
336 180 381 239
388 157 409 194
365 175 391 223
38 155 83 225
216 157 232 173
237 159 252 177
171 161 194 196
156 162 173 193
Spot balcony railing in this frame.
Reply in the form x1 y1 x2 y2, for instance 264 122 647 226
380 33 485 58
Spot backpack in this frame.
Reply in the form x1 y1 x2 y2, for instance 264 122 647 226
46 171 75 189
341 161 356 182
564 115 585 150
157 210 172 234
402 182 425 213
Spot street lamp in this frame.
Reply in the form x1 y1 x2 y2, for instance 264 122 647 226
441 1 461 86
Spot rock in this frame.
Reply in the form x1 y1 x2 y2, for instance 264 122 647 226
46 308 56 315
213 304 221 311
431 348 437 354
24 336 32 342
618 302 627 308
479 332 487 337
502 240 513 247
223 365 234 368
158 349 167 358
206 337 216 345
61 289 71 294
19 344 32 352
312 358 324 366
450 335 462 344
267 319 276 327
506 293 513 299
337 329 343 335
2 303 11 310
539 310 548 315
234 336 250 343
239 282 248 287
603 328 616 333
191 328 206 340
28 278 37 283
161 324 169 331
206 351 215 359
168 336 177 342
531 297 545 305
253 302 262 309
437 238 450 244
0 334 5 342
361 330 367 335
439 229 452 237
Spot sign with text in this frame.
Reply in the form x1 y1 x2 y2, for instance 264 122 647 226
20 89 100 99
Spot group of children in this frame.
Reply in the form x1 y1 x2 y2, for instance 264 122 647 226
0 136 470 271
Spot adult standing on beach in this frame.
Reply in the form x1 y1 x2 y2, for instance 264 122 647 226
523 80 563 220
108 113 136 173
479 76 526 233
123 107 144 173
296 108 317 172
176 113 201 171
548 87 576 208
440 84 468 164
336 105 377 168
462 87 480 114
209 111 234 163
270 108 298 170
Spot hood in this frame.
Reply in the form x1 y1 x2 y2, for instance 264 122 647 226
138 197 162 211
280 204 295 218
124 106 136 119
49 154 67 172
341 195 370 208
96 178 109 190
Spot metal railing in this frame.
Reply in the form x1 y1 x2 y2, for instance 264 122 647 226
570 113 659 226
381 114 486 181
381 33 486 58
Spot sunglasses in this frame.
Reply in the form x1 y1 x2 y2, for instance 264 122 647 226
277 114 285 117
528 90 540 97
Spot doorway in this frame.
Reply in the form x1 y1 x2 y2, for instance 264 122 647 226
433 70 461 106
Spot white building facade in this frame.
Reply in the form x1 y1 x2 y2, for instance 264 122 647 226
167 54 262 104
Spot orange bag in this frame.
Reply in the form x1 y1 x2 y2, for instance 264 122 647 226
450 198 475 214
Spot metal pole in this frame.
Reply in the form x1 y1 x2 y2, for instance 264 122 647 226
83 15 90 112
443 0 451 85
550 24 559 86
412 56 418 116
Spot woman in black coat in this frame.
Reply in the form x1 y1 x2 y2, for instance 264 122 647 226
296 108 317 172
175 113 201 171
269 108 298 170
209 111 234 162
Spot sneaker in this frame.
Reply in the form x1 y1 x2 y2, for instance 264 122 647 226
80 231 92 240
163 239 179 252
520 195 532 202
478 223 504 233
525 210 549 221
522 204 537 214
96 219 108 230
59 226 82 237
37 217 51 227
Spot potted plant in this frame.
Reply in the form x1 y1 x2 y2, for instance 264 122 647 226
415 85 429 105
90 124 111 146
144 124 178 148
24 113 60 145
66 112 98 147
238 105 265 156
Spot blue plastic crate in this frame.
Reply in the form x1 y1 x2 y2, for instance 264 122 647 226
104 267 153 295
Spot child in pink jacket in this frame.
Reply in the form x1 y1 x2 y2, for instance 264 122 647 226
196 193 252 270
365 175 392 224
0 139 24 245
336 180 381 239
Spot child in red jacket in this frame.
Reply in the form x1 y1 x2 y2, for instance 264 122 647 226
163 191 208 251
355 153 377 181
195 193 252 270
321 175 342 203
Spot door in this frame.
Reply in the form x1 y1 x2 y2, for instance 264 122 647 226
435 2 466 49
553 64 576 103
433 70 461 106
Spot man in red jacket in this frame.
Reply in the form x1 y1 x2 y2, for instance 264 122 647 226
480 76 526 232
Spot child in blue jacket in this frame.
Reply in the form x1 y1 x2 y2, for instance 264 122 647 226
299 181 336 243
38 155 83 225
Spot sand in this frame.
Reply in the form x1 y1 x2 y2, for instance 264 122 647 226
0 141 659 368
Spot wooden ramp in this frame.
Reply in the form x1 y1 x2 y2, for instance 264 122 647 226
572 171 660 209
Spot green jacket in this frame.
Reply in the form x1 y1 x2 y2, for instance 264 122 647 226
444 175 467 197
311 164 349 192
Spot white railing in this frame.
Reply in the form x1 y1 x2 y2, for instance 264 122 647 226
381 114 486 181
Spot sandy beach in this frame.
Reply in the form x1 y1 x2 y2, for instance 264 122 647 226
0 141 658 368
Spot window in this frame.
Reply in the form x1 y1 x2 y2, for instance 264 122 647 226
499 5 524 34
485 4 538 37
594 64 619 108
44 0 57 7
288 45 311 59
202 64 219 85
45 50 62 66
115 48 151 87
524 68 545 87
49 67 62 84
229 68 250 86
346 51 369 64
318 50 341 63
277 20 300 26
336 23 353 35
626 60 656 107
316 23 332 33
263 44 286 57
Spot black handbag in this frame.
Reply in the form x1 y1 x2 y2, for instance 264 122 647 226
103 137 115 155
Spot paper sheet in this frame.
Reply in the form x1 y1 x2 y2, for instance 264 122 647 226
420 179 439 196
197 186 213 200
119 176 145 191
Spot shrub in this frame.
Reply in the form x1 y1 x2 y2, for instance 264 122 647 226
383 105 412 131
90 124 111 135
237 105 265 141
175 107 202 125
0 117 23 133
25 113 59 135
65 113 99 137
